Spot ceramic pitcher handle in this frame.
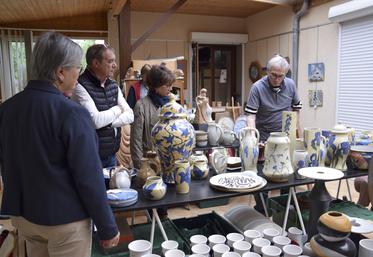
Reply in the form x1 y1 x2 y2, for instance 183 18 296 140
216 124 224 144
240 127 260 143
211 150 221 172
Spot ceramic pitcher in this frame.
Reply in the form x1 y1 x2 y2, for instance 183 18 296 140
263 132 294 182
211 147 227 174
208 122 224 146
239 127 260 172
304 127 321 167
327 124 350 171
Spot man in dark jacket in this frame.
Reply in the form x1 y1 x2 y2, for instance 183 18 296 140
72 44 134 168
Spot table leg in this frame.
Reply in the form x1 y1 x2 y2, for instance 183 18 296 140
259 192 269 218
307 180 333 238
346 179 352 201
290 187 307 236
282 189 293 235
153 208 168 241
150 211 156 248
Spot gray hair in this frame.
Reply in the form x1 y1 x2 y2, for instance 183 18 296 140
267 55 290 73
86 44 114 67
31 32 83 81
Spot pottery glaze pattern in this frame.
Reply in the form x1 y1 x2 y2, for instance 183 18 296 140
263 132 294 182
304 128 321 167
282 111 297 161
151 94 195 184
174 160 191 194
327 124 350 171
142 176 167 200
240 127 260 172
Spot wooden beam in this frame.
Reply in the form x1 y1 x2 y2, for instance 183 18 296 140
118 0 131 83
24 31 33 81
249 0 298 6
112 0 128 16
131 0 187 52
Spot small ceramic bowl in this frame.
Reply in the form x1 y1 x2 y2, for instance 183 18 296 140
196 139 208 147
227 157 241 169
346 145 373 170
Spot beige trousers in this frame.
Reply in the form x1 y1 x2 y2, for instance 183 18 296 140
11 216 92 257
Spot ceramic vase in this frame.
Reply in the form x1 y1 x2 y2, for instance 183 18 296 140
292 150 308 180
304 127 321 167
282 111 297 160
327 124 351 171
322 129 332 166
151 94 195 184
142 176 167 200
319 136 327 167
210 147 228 174
310 211 356 257
190 151 209 179
136 158 157 188
263 132 294 182
174 160 191 194
239 127 260 172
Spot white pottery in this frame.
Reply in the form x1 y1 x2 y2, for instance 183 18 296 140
319 135 327 167
164 249 185 257
211 147 228 174
233 240 252 255
283 244 303 257
282 111 297 161
242 252 261 257
252 237 271 254
263 228 280 241
222 252 240 257
239 127 260 172
109 167 131 189
190 234 207 246
292 150 308 180
272 236 291 248
226 232 244 248
208 122 224 146
191 244 210 257
222 129 237 145
287 227 307 246
208 234 226 247
263 132 294 182
161 240 179 255
328 124 351 171
359 239 373 257
213 243 230 257
128 240 152 257
262 245 282 257
244 229 262 244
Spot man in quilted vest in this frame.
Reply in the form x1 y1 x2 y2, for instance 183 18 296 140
72 44 134 168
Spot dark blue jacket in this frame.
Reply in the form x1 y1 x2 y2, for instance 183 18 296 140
0 80 118 240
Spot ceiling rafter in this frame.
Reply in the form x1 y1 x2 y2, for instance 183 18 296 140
112 0 128 16
248 0 298 7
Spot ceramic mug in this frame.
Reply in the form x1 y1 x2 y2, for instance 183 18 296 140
128 240 152 257
272 235 291 248
226 232 244 247
359 239 373 257
213 243 230 257
208 234 226 248
191 244 210 257
288 226 307 246
190 234 207 246
165 249 185 257
244 229 262 244
252 237 271 254
263 228 280 242
283 244 303 257
261 245 282 257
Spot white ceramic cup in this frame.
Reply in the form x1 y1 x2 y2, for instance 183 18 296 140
190 234 208 246
164 249 185 257
288 227 307 246
226 232 244 247
252 237 271 254
272 235 291 248
283 244 303 257
233 240 251 255
222 252 240 257
189 255 206 257
244 229 262 244
359 239 373 257
242 252 261 257
161 240 179 255
261 245 282 257
213 243 230 257
142 255 161 257
128 240 152 257
263 228 280 242
298 255 311 257
208 234 226 248
191 243 210 257
302 242 316 256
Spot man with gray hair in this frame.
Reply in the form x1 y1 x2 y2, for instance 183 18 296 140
245 55 302 141
245 55 302 214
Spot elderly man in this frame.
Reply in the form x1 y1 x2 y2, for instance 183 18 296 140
245 55 302 214
72 44 134 168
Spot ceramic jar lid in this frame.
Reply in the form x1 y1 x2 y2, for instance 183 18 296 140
159 93 187 119
331 124 348 134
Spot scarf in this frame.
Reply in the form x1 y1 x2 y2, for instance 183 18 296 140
148 89 169 107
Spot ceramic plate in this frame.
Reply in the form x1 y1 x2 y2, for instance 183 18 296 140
218 117 235 131
210 173 267 192
234 115 248 135
348 216 373 234
298 167 344 180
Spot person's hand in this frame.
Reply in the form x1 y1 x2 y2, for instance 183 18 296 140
100 232 120 249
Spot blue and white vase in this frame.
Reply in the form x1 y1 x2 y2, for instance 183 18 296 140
304 127 321 167
174 160 191 194
142 176 167 201
292 150 308 180
239 127 260 172
327 124 350 171
151 94 195 184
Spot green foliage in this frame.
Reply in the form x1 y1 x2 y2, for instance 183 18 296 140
73 39 96 69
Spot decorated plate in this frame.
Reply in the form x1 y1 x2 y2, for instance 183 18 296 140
107 189 138 208
298 167 344 181
234 115 248 135
348 216 373 234
209 172 263 191
210 176 267 193
218 116 235 131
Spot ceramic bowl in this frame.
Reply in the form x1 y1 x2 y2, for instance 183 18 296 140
196 139 208 147
346 145 373 170
195 130 208 141
227 157 241 169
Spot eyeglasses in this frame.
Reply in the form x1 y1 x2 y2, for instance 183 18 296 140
269 72 285 80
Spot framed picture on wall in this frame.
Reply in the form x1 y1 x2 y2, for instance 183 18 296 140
249 61 262 83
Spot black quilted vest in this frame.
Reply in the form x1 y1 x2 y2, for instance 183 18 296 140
78 70 121 158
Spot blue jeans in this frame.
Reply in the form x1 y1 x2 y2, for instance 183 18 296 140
101 155 117 169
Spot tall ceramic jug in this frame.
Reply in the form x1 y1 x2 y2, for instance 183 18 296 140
327 124 350 171
239 127 260 172
151 94 195 184
263 132 294 182
304 127 321 167
208 122 224 146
